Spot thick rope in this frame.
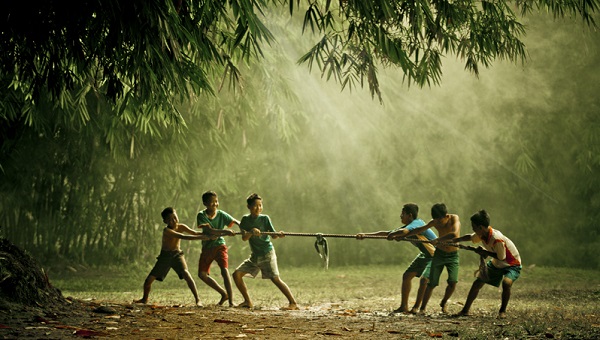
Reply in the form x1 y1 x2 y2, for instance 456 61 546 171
230 231 387 238
228 231 488 275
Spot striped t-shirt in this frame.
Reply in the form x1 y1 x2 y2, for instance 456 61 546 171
474 227 521 268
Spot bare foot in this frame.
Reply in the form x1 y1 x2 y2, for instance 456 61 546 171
497 312 507 319
280 304 299 311
409 307 419 314
195 301 204 308
440 302 448 314
218 294 229 306
453 310 470 317
390 307 409 314
237 301 252 309
133 298 147 304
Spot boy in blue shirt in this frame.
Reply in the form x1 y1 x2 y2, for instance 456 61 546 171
196 191 238 306
232 193 298 310
357 203 437 314
397 203 461 314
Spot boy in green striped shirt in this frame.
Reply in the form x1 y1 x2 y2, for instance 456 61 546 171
232 193 298 310
196 191 238 306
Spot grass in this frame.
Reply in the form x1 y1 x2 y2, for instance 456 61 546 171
49 263 600 339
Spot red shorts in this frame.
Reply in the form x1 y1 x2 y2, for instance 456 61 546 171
198 244 228 274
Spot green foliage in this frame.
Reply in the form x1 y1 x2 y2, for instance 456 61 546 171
0 0 276 138
0 3 599 270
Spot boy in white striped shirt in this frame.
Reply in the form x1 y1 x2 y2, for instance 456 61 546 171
452 209 522 319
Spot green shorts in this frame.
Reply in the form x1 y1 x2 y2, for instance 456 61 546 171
405 253 433 278
479 261 522 287
235 249 280 279
428 249 459 287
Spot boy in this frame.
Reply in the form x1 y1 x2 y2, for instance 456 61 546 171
232 193 298 310
393 203 460 314
196 191 238 306
452 210 522 319
356 203 437 314
134 207 209 307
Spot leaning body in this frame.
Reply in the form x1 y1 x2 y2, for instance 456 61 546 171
151 225 192 281
197 209 237 272
236 214 279 278
474 227 522 287
428 215 461 288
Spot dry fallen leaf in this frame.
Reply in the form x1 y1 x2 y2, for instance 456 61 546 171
427 331 443 338
73 329 108 337
214 319 239 324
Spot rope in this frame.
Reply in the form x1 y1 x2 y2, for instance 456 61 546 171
231 231 388 238
230 231 388 270
228 231 488 274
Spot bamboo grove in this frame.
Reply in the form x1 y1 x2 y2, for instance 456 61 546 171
0 2 599 268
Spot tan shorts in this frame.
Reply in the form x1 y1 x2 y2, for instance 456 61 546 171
235 249 279 279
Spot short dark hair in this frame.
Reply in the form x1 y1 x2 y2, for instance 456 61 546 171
246 193 262 206
431 203 447 219
161 207 175 220
470 210 490 227
202 190 217 204
402 203 419 219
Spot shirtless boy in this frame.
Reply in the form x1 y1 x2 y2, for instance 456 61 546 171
392 203 460 314
134 207 211 307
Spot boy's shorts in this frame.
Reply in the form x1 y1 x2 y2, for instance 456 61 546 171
149 250 187 281
405 253 433 278
198 244 228 274
235 249 279 279
479 261 522 287
428 249 459 287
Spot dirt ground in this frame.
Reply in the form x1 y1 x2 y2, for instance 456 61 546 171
0 297 526 339
2 238 598 339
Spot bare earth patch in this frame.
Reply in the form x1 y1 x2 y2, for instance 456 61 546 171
1 237 598 339
0 297 580 339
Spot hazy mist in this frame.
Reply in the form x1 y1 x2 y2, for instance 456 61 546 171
172 11 599 270
1 9 598 271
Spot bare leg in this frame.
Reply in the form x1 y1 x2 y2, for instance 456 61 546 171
134 275 156 304
271 276 298 310
199 271 227 304
456 280 485 316
396 271 417 313
440 281 457 313
182 270 203 307
411 277 429 313
233 270 253 308
220 267 233 306
498 278 513 318
419 286 435 313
